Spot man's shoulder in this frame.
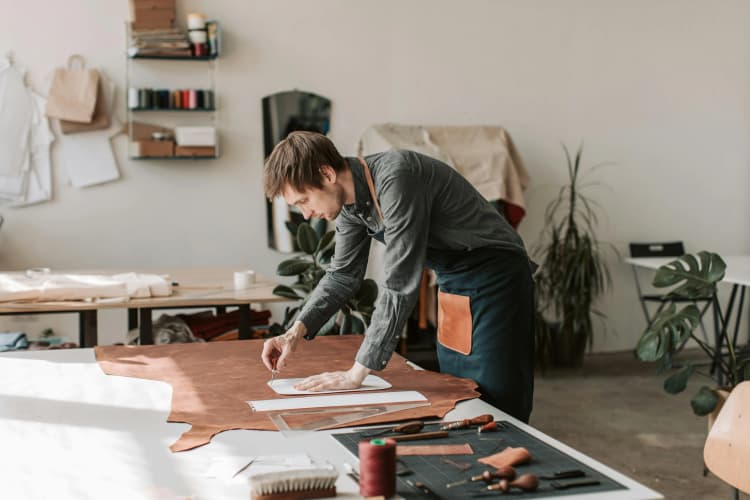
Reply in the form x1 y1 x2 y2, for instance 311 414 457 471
366 149 444 180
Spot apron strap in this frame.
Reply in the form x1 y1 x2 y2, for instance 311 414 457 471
358 156 384 223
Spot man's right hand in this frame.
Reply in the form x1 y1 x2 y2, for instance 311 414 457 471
261 321 307 373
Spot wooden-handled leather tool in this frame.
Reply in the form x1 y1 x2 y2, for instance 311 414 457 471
439 414 493 431
361 420 425 438
446 465 516 488
483 473 539 493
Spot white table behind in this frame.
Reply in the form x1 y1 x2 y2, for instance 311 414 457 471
626 256 750 288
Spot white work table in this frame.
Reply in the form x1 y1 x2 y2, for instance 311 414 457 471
625 255 750 287
0 348 661 500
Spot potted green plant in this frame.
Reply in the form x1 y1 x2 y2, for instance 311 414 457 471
269 219 378 336
635 251 749 419
534 144 613 368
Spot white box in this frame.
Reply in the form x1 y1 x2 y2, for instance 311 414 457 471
175 126 216 147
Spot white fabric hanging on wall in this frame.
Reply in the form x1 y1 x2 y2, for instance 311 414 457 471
0 56 54 206
12 90 54 206
0 57 33 200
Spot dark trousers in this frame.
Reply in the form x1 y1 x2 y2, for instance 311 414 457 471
428 247 535 423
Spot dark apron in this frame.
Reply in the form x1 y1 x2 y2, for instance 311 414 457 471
358 157 535 423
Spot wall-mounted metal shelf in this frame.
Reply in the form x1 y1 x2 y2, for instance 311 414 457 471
130 107 216 112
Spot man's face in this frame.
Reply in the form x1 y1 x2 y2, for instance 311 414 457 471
281 166 345 221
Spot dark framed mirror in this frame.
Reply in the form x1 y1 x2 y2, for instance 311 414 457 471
262 90 331 252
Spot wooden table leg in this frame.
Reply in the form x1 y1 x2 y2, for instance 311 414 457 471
238 304 251 340
139 308 153 345
78 311 98 347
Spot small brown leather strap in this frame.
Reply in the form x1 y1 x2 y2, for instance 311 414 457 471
358 156 384 223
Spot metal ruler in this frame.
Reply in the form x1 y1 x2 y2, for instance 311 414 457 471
268 401 431 431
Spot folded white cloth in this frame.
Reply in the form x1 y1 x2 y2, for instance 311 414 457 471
0 272 173 303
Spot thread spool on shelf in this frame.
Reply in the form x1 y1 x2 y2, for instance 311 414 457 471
359 438 396 498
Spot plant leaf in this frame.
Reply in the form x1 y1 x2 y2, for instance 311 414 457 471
636 304 700 361
690 386 719 416
664 364 693 394
350 315 366 334
285 221 299 237
317 313 339 336
273 285 301 300
296 223 319 254
340 313 352 335
276 258 312 276
316 230 335 256
281 306 300 328
311 218 328 238
355 279 379 307
653 251 725 298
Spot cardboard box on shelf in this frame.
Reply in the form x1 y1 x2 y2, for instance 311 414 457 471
123 121 174 141
175 146 216 157
132 13 175 30
130 0 175 29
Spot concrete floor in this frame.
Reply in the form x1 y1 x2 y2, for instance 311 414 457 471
531 349 748 500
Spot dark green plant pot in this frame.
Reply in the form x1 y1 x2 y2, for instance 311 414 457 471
548 323 587 368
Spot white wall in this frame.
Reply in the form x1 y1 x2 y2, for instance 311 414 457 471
1 0 749 351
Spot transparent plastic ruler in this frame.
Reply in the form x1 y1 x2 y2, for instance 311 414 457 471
268 401 431 431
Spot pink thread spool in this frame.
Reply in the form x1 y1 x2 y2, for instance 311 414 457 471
359 438 396 497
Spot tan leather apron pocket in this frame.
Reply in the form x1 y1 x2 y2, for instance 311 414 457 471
437 290 473 355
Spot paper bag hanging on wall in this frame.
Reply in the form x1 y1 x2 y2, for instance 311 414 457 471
45 55 99 123
59 79 110 134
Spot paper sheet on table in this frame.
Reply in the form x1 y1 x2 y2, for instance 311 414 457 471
207 453 314 483
267 374 391 395
58 75 120 188
248 390 427 412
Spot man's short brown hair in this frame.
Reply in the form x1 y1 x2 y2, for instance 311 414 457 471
263 131 347 199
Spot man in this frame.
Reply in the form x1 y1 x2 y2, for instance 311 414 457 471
261 131 535 422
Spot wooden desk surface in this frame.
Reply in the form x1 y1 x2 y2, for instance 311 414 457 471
0 268 287 313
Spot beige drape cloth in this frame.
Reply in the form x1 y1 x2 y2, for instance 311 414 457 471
357 124 530 227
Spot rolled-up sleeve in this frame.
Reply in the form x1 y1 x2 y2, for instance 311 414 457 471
297 215 370 338
356 171 430 370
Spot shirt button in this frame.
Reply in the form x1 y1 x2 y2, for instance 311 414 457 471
367 216 372 221
366 201 370 205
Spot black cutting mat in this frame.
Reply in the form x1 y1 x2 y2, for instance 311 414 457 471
332 422 626 499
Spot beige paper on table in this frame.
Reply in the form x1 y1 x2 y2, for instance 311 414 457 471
248 390 427 412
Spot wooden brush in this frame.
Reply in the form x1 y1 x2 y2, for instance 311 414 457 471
249 467 338 500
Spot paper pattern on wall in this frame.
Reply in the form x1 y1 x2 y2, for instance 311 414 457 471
58 74 120 188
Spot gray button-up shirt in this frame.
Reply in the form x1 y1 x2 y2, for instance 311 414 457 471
297 150 528 370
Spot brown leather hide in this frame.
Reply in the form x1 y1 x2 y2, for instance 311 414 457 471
95 336 479 452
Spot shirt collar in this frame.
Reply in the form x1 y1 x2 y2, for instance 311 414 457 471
344 156 371 215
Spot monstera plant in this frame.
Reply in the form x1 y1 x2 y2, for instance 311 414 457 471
635 251 749 416
269 219 378 337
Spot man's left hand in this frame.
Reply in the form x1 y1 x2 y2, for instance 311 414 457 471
293 362 371 392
